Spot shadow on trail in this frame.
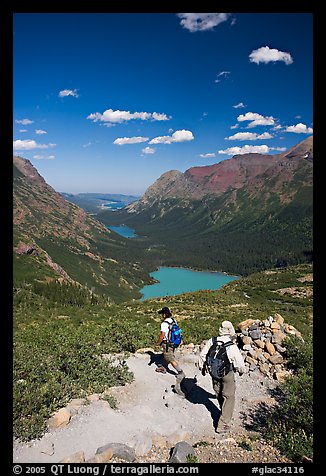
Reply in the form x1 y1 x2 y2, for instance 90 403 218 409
180 376 221 430
146 351 177 375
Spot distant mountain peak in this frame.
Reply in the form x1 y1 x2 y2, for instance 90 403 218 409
13 155 48 186
128 136 313 208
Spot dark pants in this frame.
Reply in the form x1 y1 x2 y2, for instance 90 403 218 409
212 370 235 427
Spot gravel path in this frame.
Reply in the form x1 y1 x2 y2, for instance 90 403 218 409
13 348 291 463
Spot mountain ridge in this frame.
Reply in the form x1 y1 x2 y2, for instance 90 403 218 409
13 155 152 302
127 136 313 208
99 136 313 276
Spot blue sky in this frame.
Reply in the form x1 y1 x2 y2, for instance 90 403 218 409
13 12 313 195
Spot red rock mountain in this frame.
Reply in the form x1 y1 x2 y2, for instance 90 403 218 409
127 136 313 211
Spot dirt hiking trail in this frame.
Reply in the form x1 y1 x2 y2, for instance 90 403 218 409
13 348 291 464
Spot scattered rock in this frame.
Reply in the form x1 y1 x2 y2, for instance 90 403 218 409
169 441 196 463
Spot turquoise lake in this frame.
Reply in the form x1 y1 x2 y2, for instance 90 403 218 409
139 266 238 301
107 225 137 238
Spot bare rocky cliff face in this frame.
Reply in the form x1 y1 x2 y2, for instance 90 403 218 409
126 136 313 213
13 155 109 239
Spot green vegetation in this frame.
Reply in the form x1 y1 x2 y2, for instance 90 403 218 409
98 176 312 277
13 263 313 449
186 454 199 463
12 153 313 461
260 334 313 462
237 439 253 451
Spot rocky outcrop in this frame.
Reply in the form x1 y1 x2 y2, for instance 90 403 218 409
236 313 302 381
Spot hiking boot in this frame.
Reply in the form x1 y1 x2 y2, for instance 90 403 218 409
175 370 185 381
173 383 186 398
155 366 167 374
215 424 230 434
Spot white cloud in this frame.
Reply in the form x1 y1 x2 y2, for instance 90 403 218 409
218 144 271 155
152 112 170 121
13 140 56 150
200 153 216 158
177 13 231 32
113 136 149 145
83 142 92 148
15 118 34 125
19 129 28 133
214 71 230 83
230 124 239 130
33 155 55 160
149 135 174 145
142 146 156 154
58 89 79 98
149 129 194 145
172 130 194 142
35 129 47 135
226 132 273 141
233 102 246 109
87 108 171 124
249 46 293 65
285 123 313 134
237 112 275 128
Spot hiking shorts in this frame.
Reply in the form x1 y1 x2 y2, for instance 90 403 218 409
163 345 175 364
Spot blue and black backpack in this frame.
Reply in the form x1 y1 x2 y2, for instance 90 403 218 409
166 318 182 347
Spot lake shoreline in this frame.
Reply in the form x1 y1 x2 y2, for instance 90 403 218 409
151 264 240 279
139 266 239 301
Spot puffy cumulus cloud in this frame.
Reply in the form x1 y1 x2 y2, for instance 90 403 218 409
152 112 171 121
237 112 275 128
200 153 216 158
285 123 313 134
149 135 174 145
142 146 156 154
113 136 149 145
149 129 194 145
249 46 293 65
87 108 171 124
177 13 231 32
15 118 34 125
35 129 47 135
218 144 271 155
226 132 273 141
13 140 56 150
58 89 79 98
172 130 194 142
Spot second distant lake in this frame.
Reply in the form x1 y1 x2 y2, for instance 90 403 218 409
140 266 238 301
107 225 137 238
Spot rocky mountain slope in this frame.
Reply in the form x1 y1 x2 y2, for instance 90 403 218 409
100 137 313 276
13 156 150 302
127 136 313 207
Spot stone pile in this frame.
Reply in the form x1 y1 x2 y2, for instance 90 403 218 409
236 313 303 381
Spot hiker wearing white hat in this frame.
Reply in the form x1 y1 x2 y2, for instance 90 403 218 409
198 320 246 433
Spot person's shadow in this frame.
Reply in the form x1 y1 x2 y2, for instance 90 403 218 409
146 350 177 375
180 376 221 430
146 352 221 429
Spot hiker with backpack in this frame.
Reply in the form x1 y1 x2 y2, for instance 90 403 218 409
198 320 246 434
154 307 185 395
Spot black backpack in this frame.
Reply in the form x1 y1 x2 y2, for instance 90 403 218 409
166 318 182 347
206 337 233 379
